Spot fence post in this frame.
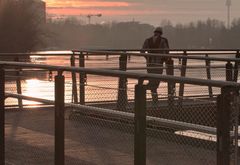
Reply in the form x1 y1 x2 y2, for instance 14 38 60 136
217 86 238 165
79 52 85 105
15 57 23 109
233 50 240 82
70 55 78 103
0 66 5 165
55 71 65 165
226 61 233 81
117 55 128 111
179 51 188 104
166 59 175 107
205 54 213 98
134 81 146 165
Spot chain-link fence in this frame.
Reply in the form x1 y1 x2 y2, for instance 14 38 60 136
1 50 240 165
145 82 217 165
230 91 240 165
3 52 238 109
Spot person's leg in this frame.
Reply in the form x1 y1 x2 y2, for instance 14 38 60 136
166 59 174 76
147 79 159 100
166 59 175 107
147 59 163 104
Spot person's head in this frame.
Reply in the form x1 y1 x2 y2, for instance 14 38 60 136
154 27 163 36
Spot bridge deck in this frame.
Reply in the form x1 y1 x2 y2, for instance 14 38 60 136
5 107 216 165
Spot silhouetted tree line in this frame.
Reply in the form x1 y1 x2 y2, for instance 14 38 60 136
45 18 240 50
163 19 240 49
43 19 154 50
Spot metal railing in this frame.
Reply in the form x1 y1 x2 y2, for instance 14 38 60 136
0 59 240 165
1 49 240 165
1 49 240 109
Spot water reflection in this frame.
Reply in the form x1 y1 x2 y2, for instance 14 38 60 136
5 79 55 106
23 79 54 105
4 53 225 106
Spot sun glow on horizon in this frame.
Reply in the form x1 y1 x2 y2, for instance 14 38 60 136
44 0 169 19
45 0 135 17
45 0 130 8
47 8 167 16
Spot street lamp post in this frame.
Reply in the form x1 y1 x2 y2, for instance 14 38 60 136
226 0 231 29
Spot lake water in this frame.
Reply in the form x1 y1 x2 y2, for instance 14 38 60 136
4 51 230 106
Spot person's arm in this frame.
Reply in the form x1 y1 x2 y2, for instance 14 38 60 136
141 39 148 53
164 38 169 54
141 39 149 60
163 38 171 61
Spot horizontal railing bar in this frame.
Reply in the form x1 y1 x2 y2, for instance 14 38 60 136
5 92 217 135
79 52 239 56
69 103 217 134
75 51 236 56
5 68 47 70
75 48 240 52
0 53 73 56
0 52 239 64
5 93 54 104
6 93 240 137
80 50 240 62
101 65 226 70
4 63 228 71
0 61 239 88
0 49 239 57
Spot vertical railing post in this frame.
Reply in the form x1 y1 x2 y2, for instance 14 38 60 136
205 54 213 98
79 52 85 105
55 71 65 165
226 61 233 81
15 57 23 109
70 55 78 103
0 66 5 165
179 51 188 103
166 59 175 107
117 54 128 111
134 81 146 165
217 86 237 165
233 50 240 82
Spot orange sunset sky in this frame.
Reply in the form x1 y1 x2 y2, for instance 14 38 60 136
44 0 240 25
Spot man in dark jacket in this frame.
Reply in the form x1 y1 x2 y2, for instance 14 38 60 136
142 27 172 104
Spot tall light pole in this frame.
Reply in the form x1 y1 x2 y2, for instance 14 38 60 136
226 0 231 29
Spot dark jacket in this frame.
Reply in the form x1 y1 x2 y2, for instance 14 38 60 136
142 36 170 62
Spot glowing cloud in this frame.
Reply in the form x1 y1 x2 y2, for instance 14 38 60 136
46 0 130 8
47 8 167 16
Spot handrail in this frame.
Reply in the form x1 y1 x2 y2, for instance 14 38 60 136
76 48 240 52
0 48 239 56
75 50 240 62
0 49 239 62
0 61 239 88
0 52 73 56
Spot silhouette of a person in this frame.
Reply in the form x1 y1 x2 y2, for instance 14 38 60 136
142 27 171 103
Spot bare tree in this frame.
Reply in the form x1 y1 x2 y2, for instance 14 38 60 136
0 0 44 53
